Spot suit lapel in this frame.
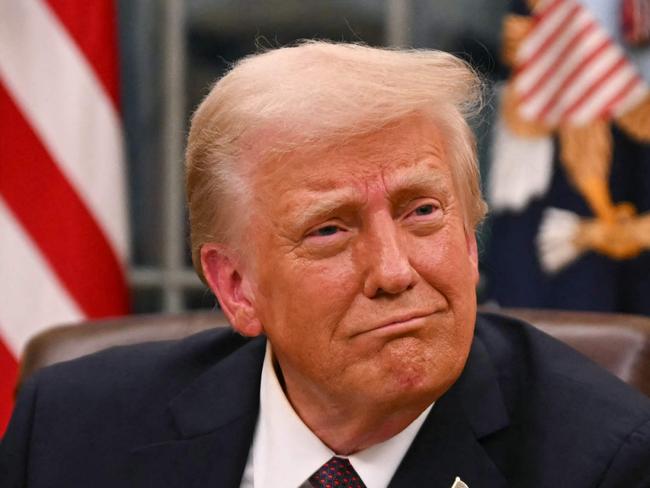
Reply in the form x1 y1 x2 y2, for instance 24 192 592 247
128 335 267 488
127 324 511 487
389 335 510 488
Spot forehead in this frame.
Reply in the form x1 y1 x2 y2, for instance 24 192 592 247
248 116 450 198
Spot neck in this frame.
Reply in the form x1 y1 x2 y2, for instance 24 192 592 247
275 361 431 454
304 400 430 455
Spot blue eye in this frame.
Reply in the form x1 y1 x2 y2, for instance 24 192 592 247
413 204 435 216
314 225 339 237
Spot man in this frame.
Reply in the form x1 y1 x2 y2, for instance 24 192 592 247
2 41 650 487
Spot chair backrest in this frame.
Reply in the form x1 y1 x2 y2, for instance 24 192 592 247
16 308 650 397
496 308 650 397
17 311 228 393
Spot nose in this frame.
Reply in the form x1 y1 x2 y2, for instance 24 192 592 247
362 216 416 298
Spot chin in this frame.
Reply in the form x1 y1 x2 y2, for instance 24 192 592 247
376 337 470 405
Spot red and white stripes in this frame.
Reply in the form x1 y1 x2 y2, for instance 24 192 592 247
513 0 648 126
0 0 129 433
622 0 650 46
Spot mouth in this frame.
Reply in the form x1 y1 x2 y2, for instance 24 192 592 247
352 312 435 337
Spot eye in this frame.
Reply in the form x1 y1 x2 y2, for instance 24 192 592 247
407 202 440 219
301 222 350 258
310 225 340 237
413 204 435 216
403 201 443 232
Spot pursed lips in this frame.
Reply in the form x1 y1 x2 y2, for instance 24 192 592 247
352 311 435 337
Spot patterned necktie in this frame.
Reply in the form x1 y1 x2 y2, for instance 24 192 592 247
308 456 367 488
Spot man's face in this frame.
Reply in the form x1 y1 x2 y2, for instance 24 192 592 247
242 115 478 411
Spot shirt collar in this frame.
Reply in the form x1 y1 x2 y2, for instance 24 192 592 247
252 342 433 488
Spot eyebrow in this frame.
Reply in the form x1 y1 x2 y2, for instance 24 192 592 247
387 168 452 207
284 188 362 232
283 160 452 231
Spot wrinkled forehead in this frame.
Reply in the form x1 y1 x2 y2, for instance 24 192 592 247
240 114 448 195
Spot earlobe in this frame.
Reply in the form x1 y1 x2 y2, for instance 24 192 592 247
200 243 264 337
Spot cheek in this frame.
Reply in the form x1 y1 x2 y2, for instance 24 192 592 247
258 250 360 332
410 230 475 290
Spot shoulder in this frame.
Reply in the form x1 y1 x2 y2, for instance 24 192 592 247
475 311 650 413
475 312 650 486
31 326 262 412
1 326 266 487
7 326 264 445
36 326 248 387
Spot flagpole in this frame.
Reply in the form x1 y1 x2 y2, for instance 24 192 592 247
385 0 413 47
162 0 187 312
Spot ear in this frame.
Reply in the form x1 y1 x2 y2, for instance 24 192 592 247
465 230 479 286
200 243 264 337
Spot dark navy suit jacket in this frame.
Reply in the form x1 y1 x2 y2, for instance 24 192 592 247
2 312 650 487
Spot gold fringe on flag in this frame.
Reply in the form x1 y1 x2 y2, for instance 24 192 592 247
575 210 650 260
498 0 650 268
615 93 650 142
502 83 552 138
558 120 616 221
527 0 542 11
501 14 533 68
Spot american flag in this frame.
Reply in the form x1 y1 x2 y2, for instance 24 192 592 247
513 0 648 126
623 0 650 46
0 0 129 434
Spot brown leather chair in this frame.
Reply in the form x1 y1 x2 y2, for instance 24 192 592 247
493 308 650 397
16 308 650 397
16 311 229 395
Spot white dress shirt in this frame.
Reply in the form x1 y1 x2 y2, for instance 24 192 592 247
240 342 433 488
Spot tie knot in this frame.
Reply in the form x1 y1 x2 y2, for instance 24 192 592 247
309 456 367 488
